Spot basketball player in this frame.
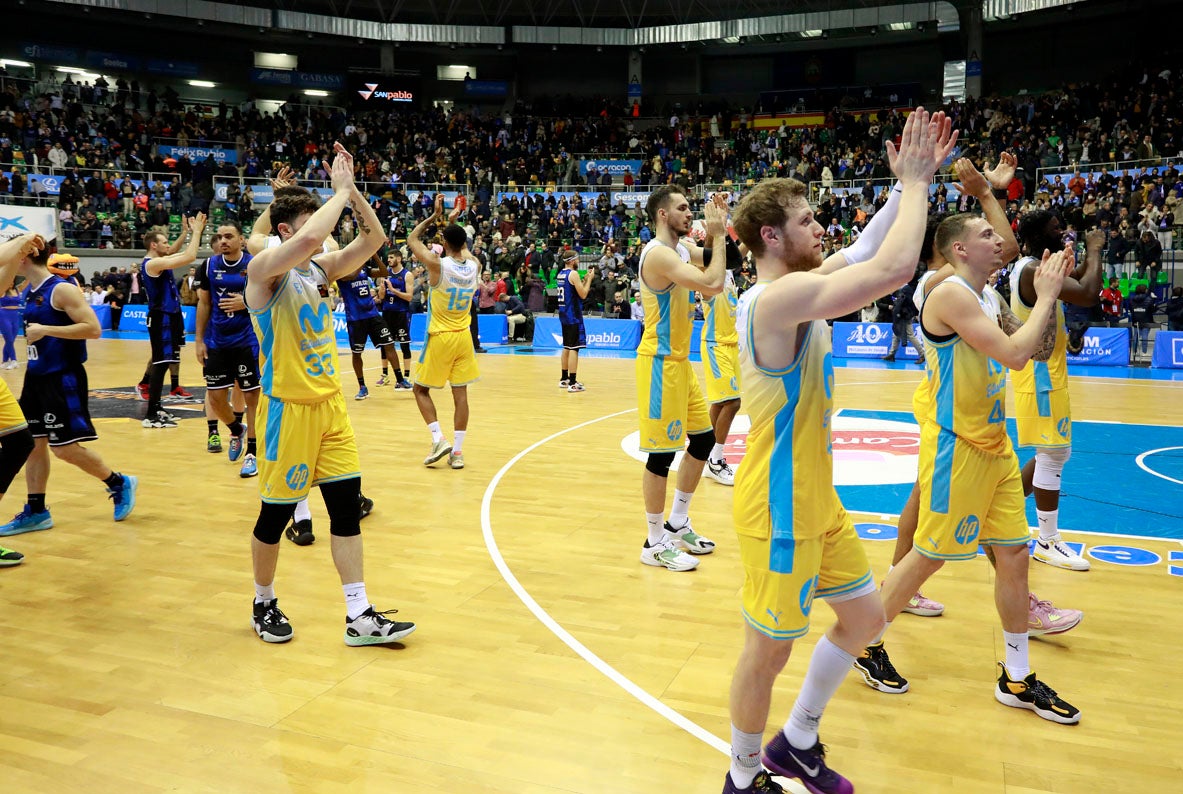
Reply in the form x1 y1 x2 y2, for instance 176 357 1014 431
634 187 730 572
866 213 1080 725
408 195 480 470
244 142 414 646
377 250 414 389
721 108 954 794
700 234 744 486
557 249 595 392
337 261 394 401
142 212 207 428
1011 211 1101 570
0 240 138 536
195 221 259 478
0 233 43 559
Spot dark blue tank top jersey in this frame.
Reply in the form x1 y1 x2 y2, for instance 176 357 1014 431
337 271 380 323
22 276 87 376
142 256 181 313
383 270 410 313
202 253 256 350
557 269 583 326
0 294 22 309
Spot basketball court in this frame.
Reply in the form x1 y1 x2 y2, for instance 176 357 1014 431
1 338 1180 793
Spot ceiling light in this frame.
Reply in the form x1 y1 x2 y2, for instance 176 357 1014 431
800 30 823 38
188 80 217 88
304 89 329 97
1 59 32 68
888 22 915 31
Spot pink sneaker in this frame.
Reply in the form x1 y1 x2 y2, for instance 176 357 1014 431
901 591 944 617
1027 592 1083 637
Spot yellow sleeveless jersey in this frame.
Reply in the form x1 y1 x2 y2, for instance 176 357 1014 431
702 268 738 346
733 284 841 542
251 263 342 404
426 255 480 334
918 276 1010 456
1008 256 1068 394
637 239 696 359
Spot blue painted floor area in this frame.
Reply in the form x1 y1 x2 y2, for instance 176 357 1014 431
836 408 1183 542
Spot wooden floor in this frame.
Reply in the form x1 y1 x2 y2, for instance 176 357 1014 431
1 340 1181 794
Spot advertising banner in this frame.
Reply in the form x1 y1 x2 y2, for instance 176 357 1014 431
1065 326 1130 367
1151 331 1183 369
832 322 921 359
532 317 642 350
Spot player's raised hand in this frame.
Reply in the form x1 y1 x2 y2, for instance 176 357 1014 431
1034 247 1072 301
952 157 990 198
886 107 934 186
928 111 959 172
270 165 296 191
703 194 728 236
15 233 46 260
191 211 207 232
1084 227 1105 251
983 151 1016 191
432 193 445 219
330 143 355 192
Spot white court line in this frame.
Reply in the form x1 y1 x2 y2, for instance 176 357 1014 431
1135 446 1183 486
480 408 733 758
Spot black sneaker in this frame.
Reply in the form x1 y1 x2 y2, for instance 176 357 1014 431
721 770 784 793
853 642 909 694
142 410 178 429
284 519 315 546
344 606 416 646
358 493 374 520
762 732 852 794
994 663 1080 724
252 598 293 643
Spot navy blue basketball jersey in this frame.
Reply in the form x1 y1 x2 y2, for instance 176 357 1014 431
22 276 88 375
338 271 380 322
142 257 181 313
383 270 410 313
202 252 256 349
557 268 583 325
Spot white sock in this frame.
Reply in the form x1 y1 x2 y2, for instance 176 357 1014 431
646 512 665 546
668 489 693 529
293 498 312 523
343 582 369 620
453 430 466 454
1036 509 1059 542
428 421 444 443
1003 630 1030 681
710 442 726 463
254 582 275 604
786 635 856 750
728 725 764 789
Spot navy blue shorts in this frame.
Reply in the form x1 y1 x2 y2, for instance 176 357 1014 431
20 366 97 446
148 309 185 364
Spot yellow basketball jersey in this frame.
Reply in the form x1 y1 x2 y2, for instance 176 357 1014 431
426 255 480 334
637 239 696 359
919 277 1010 456
251 263 342 404
1008 256 1068 394
733 284 841 543
702 269 738 346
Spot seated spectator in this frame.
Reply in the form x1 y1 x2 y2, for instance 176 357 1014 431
1163 287 1183 331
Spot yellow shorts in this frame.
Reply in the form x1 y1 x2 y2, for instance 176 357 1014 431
636 354 711 452
415 329 480 389
1014 388 1071 448
737 510 874 640
256 392 360 504
915 424 1029 561
703 343 741 404
0 379 28 436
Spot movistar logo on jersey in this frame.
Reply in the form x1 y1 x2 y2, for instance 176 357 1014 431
954 515 981 545
285 463 310 491
298 302 333 335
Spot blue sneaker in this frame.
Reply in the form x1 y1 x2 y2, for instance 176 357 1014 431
239 453 258 478
0 505 54 536
108 474 138 522
355 386 369 400
228 426 247 463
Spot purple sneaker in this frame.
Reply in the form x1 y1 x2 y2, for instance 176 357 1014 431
722 770 784 793
762 731 853 794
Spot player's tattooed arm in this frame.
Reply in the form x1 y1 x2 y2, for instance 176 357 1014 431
1031 306 1058 362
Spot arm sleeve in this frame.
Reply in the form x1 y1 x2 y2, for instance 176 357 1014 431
838 182 904 266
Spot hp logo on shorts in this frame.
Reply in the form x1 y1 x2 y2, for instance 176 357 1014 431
729 376 738 391
1057 418 1070 437
666 419 683 442
954 515 981 545
285 463 310 491
799 575 819 617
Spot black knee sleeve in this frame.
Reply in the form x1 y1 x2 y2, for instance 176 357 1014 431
645 451 675 478
321 477 361 537
253 501 296 545
685 430 714 462
0 427 34 493
400 342 411 358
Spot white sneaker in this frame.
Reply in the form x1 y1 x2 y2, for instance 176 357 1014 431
1033 536 1090 571
665 520 716 554
640 535 699 571
704 458 735 486
423 439 452 466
